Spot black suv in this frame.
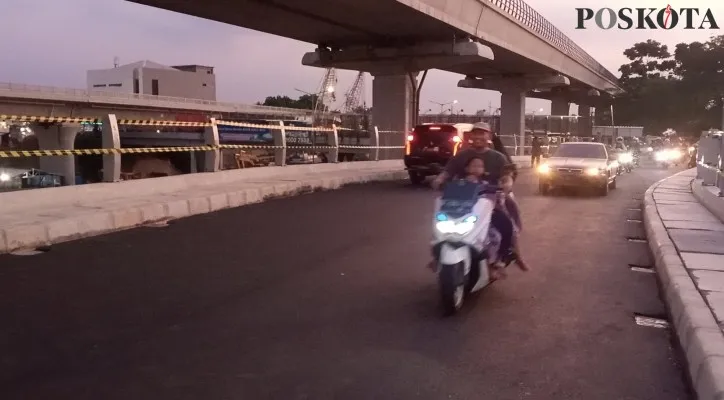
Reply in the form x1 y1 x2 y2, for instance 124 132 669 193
403 123 471 184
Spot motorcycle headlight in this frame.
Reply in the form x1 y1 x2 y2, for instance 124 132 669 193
435 215 477 235
537 164 551 174
669 149 681 158
655 151 668 161
0 173 9 182
618 153 633 163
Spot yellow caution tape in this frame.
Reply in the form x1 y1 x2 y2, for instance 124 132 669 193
117 120 211 127
0 115 99 123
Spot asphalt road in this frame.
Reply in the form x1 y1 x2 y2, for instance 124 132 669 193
0 162 692 400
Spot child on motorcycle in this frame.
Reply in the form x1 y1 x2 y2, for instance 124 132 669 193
428 157 527 279
498 168 530 272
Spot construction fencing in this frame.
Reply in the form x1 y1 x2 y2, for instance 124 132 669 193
0 114 405 189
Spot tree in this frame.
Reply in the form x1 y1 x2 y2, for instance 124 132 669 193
673 36 724 130
257 94 323 110
613 36 724 135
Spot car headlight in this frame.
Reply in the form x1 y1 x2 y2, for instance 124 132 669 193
689 146 695 152
669 149 681 159
618 153 633 163
647 147 653 152
584 167 601 176
537 164 551 174
435 215 477 235
0 173 9 182
655 151 668 161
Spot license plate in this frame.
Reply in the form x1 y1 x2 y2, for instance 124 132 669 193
425 147 439 152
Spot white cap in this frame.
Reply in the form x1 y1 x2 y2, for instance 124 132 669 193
471 122 491 132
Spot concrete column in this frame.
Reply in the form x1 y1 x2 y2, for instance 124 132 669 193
273 121 286 166
577 105 592 137
551 98 570 115
327 124 339 163
201 118 220 172
372 74 413 159
32 123 79 185
578 105 591 118
500 90 526 156
101 114 121 182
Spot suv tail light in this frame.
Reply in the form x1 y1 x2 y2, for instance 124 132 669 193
405 132 414 155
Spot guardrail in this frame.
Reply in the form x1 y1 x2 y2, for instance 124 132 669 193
696 129 724 196
0 82 337 117
489 0 619 86
0 114 405 185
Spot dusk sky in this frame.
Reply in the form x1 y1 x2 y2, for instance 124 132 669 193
1 0 721 115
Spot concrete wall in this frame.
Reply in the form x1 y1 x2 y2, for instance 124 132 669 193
140 67 216 101
87 66 136 93
87 65 216 100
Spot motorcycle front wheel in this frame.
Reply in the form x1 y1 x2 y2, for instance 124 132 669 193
439 262 465 316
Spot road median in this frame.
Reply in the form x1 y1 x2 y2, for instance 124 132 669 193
0 161 407 254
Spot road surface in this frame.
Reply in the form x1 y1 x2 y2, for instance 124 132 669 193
0 163 692 399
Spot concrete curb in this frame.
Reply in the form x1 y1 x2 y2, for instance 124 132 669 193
643 169 724 400
0 169 408 254
692 179 724 224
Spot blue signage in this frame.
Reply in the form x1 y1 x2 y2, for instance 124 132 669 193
217 120 327 146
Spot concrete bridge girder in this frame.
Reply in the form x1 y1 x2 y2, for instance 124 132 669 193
527 88 612 109
301 41 495 75
457 75 570 92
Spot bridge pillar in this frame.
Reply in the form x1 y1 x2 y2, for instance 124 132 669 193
551 98 570 115
101 114 121 182
500 89 526 156
201 118 220 172
32 123 79 185
372 74 414 160
577 105 592 136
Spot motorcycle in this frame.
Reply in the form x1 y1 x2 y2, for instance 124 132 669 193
432 180 514 316
617 151 634 173
654 148 682 168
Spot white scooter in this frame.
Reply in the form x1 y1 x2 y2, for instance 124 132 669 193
432 180 514 316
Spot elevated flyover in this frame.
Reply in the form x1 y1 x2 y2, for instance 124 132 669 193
125 0 620 150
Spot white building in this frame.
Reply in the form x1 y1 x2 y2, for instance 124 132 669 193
86 60 216 101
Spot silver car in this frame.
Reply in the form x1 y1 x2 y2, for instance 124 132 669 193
536 142 618 196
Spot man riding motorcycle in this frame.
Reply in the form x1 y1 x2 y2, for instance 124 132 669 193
431 122 515 263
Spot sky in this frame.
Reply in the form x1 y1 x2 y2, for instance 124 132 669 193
1 0 722 115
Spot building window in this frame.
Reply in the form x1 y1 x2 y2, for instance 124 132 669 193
93 84 107 87
108 83 122 87
151 79 159 95
133 79 139 94
202 83 207 87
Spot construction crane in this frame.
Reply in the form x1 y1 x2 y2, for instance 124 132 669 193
342 72 366 114
313 68 337 126
340 72 368 131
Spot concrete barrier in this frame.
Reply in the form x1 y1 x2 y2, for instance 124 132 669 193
643 169 724 400
0 161 407 254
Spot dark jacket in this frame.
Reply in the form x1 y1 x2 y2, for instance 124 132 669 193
491 134 517 180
